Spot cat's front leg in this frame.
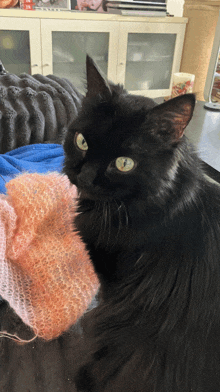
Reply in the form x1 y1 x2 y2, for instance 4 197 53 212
75 346 109 392
75 362 96 392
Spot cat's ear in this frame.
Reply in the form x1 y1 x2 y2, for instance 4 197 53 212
151 94 196 140
86 55 111 99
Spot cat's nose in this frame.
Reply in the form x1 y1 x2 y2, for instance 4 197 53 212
77 164 97 187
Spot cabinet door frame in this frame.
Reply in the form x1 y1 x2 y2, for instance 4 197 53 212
0 17 42 75
117 21 186 98
40 18 119 83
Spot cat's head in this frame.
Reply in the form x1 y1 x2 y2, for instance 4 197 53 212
63 56 195 204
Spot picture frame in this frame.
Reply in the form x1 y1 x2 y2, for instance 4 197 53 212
34 0 71 11
71 0 105 12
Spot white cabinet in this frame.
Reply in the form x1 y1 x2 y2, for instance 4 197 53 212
0 10 188 98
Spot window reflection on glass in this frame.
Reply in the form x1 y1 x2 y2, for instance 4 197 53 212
52 31 109 93
125 33 176 91
0 31 30 75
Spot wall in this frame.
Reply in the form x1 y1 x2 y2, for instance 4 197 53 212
167 0 185 17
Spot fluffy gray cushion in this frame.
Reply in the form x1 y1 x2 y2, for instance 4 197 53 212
0 73 83 153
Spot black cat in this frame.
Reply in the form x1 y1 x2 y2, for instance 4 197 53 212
63 55 220 392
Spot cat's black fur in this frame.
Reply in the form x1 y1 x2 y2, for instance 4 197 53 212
63 56 220 392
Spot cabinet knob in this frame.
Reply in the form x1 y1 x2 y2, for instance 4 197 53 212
43 63 50 67
32 64 38 67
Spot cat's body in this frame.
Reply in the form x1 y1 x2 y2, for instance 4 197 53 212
63 56 220 392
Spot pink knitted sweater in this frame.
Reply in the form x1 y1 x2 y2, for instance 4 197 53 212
0 172 99 340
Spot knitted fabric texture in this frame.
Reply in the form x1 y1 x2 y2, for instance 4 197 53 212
0 73 83 153
0 172 99 340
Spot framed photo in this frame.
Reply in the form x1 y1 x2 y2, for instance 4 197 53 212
34 0 71 11
71 0 105 12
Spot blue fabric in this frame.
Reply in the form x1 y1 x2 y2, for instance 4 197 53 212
0 144 64 194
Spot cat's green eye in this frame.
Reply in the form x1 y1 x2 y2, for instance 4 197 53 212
75 133 88 151
115 157 135 172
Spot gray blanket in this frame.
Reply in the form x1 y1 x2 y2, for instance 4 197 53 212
0 72 83 153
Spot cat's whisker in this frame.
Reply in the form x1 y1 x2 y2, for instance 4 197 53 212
102 201 108 244
135 253 144 265
90 201 99 232
103 201 108 239
97 201 105 246
121 201 129 226
117 204 122 212
114 200 122 246
106 202 112 248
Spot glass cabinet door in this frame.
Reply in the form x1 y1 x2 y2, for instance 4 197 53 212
117 21 187 98
51 31 109 91
0 30 31 75
41 19 119 93
0 18 41 76
125 33 176 91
